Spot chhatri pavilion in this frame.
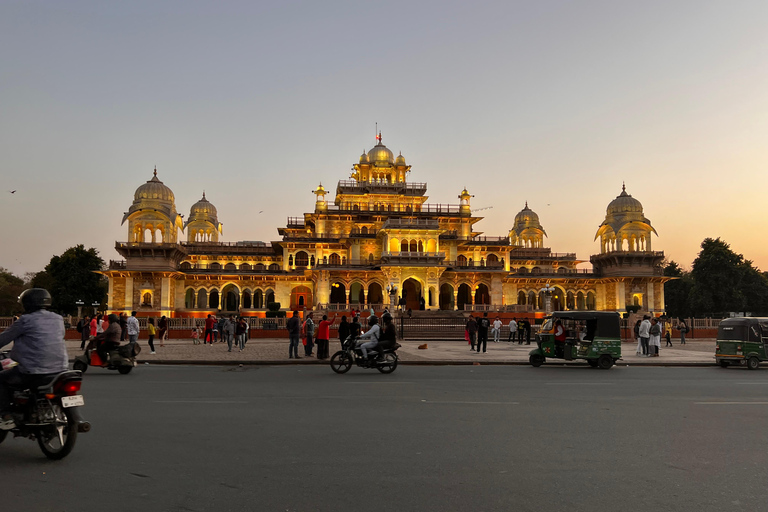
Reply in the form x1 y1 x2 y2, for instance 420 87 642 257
104 134 669 317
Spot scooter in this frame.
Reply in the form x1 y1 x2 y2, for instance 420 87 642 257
330 335 401 374
0 354 91 460
73 342 139 375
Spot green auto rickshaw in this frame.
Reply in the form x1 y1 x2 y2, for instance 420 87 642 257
715 317 768 370
529 311 622 369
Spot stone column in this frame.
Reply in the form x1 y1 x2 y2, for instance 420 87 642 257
125 277 134 312
453 289 459 311
646 282 655 312
161 277 172 313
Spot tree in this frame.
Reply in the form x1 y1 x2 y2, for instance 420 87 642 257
663 260 693 318
35 245 107 315
0 268 26 316
687 238 768 316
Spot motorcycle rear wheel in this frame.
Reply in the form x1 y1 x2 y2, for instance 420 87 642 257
73 360 87 373
330 351 352 374
117 365 133 375
37 403 78 460
377 353 398 374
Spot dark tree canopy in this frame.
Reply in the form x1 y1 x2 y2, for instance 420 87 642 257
33 245 107 315
663 260 693 318
0 268 26 316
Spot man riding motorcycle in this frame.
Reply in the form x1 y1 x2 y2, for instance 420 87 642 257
0 288 69 430
356 316 381 360
91 313 122 362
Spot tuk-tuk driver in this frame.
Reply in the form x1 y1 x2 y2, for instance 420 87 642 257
554 319 567 357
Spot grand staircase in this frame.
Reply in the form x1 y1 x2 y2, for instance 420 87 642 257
394 310 468 341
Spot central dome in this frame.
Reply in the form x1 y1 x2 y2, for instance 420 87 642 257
367 143 394 165
606 185 643 215
515 203 540 226
133 169 175 203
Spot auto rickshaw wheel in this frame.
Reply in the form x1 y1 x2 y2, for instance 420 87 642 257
747 357 760 371
587 359 599 368
117 366 133 375
718 361 730 368
597 354 613 370
529 354 545 367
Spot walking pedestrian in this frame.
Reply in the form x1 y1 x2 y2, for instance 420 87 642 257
492 316 502 343
678 319 687 344
223 315 235 352
217 315 226 344
147 317 156 354
466 315 477 351
286 310 301 359
649 317 661 357
235 316 247 351
90 314 98 337
639 315 651 356
77 315 90 350
302 312 315 357
212 315 220 343
349 315 361 339
634 319 642 355
158 316 168 347
126 311 140 347
119 313 128 342
518 318 525 343
316 314 335 359
524 318 532 345
477 312 490 353
204 314 215 344
664 318 673 347
338 315 350 349
507 318 517 342
191 325 201 344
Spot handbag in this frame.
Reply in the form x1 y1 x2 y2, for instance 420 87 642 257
465 329 470 343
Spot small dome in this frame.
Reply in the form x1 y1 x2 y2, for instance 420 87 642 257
133 168 175 203
515 202 540 225
368 143 394 165
606 184 643 215
395 152 406 166
189 192 218 219
359 150 370 164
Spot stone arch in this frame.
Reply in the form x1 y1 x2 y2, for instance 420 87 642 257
242 289 252 309
439 283 454 310
518 290 527 305
329 253 341 266
269 263 280 271
295 251 309 268
474 283 490 305
390 238 399 252
457 254 468 266
426 239 436 253
576 291 585 310
409 240 418 252
457 283 472 310
367 282 384 305
221 283 240 312
586 291 596 310
265 289 275 305
184 288 195 309
400 240 408 252
197 289 208 309
290 285 313 310
224 262 237 272
253 289 264 308
209 289 220 309
402 277 423 310
330 282 346 305
349 281 364 304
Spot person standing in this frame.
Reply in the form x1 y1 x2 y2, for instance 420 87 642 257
507 318 517 343
477 312 490 353
96 314 104 335
223 315 235 352
492 316 502 343
524 318 532 345
235 316 247 352
638 315 651 356
119 313 128 342
302 312 315 357
89 314 98 338
77 316 90 350
316 314 336 360
338 315 350 350
678 319 687 344
286 311 301 359
664 318 673 347
147 317 156 354
349 315 361 339
217 315 226 344
158 316 168 348
649 317 661 357
466 315 477 351
212 315 220 343
126 311 140 347
634 319 642 355
204 314 215 344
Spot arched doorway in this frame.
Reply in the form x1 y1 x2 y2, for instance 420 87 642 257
474 284 490 305
242 290 252 309
197 289 207 310
518 291 526 305
295 251 309 268
439 284 454 310
551 287 565 312
402 278 422 311
586 291 596 310
290 285 313 310
367 282 384 306
265 289 275 306
330 282 346 306
457 284 472 311
185 289 194 309
577 291 585 310
222 284 240 312
254 290 263 309
209 290 220 309
350 282 364 305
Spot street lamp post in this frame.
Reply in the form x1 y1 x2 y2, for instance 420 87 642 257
91 301 100 315
386 283 399 311
540 283 556 315
75 300 84 319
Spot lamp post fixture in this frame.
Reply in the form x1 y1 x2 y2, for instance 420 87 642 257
75 300 84 319
91 301 101 314
540 283 556 315
386 283 399 311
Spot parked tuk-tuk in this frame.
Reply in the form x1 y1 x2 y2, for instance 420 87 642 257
529 311 622 369
715 317 768 370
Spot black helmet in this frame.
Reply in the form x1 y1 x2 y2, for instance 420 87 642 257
368 315 379 326
382 312 392 323
19 288 52 313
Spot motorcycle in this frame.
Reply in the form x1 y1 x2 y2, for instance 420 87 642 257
0 354 90 460
73 342 139 375
330 335 401 374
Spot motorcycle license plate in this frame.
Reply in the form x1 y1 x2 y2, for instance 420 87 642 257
61 395 84 408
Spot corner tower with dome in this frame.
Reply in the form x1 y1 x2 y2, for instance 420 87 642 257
103 134 669 319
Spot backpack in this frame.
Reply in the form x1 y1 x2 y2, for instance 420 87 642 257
76 320 83 334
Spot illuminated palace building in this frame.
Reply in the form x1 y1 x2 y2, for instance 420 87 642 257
105 135 669 317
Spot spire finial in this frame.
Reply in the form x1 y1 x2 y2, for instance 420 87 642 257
153 166 157 178
525 201 528 208
202 190 206 199
622 181 626 192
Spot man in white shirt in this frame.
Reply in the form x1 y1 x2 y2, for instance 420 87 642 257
638 315 652 356
126 311 140 345
507 318 517 342
492 317 502 342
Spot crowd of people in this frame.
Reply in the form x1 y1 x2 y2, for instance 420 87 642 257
633 315 688 357
465 313 533 353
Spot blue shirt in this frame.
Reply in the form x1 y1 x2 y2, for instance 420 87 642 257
0 310 69 374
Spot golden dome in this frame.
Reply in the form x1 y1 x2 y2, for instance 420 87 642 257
606 184 643 215
359 151 370 164
184 192 221 231
133 168 175 203
368 143 394 165
512 202 547 236
395 152 406 166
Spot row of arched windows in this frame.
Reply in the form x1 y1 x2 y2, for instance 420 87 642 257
180 262 281 272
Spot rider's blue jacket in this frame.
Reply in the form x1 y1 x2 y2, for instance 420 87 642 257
0 310 68 375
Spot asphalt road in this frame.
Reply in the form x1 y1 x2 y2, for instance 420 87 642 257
3 363 768 512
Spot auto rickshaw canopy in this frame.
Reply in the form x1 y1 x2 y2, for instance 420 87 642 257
545 311 622 340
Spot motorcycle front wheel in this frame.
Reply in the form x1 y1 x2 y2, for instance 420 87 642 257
37 402 78 460
377 353 398 374
330 351 353 374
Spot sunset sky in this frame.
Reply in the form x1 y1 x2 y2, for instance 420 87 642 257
2 1 767 276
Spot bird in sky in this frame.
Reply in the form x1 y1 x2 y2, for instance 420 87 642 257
258 210 263 214
8 190 16 194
